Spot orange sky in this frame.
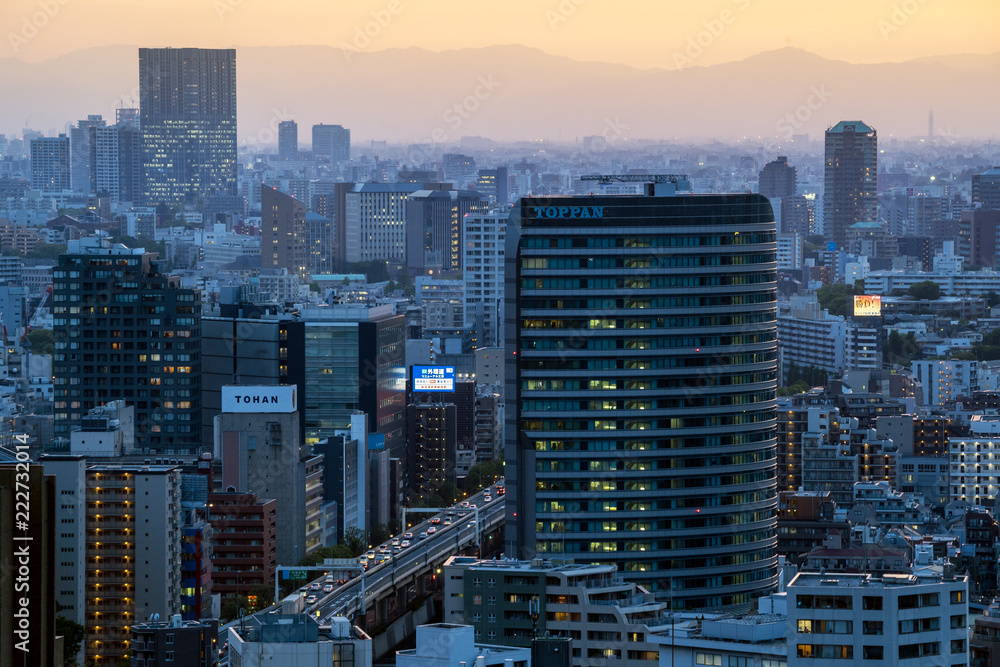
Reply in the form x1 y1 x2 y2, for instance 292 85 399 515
2 0 996 67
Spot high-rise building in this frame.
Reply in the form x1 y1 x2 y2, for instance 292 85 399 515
139 47 237 206
464 209 507 348
476 166 509 205
344 183 449 263
405 189 489 272
973 167 1000 211
71 115 107 193
201 309 306 447
823 120 877 248
0 457 57 667
407 402 457 499
278 120 298 161
216 385 323 564
30 135 71 192
207 492 277 600
52 239 202 453
261 184 308 276
312 124 350 164
505 191 779 610
758 155 796 199
83 464 183 665
442 153 477 188
89 111 142 204
782 194 815 235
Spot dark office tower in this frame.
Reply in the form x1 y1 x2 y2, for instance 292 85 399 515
505 191 779 611
973 167 1000 211
312 124 350 164
30 135 70 192
70 114 106 193
278 120 298 161
261 184 308 276
0 460 57 667
823 120 877 248
201 311 306 447
405 189 489 272
758 156 796 199
52 242 202 453
116 111 142 204
443 153 477 186
477 166 509 205
139 47 237 206
407 402 458 499
781 194 814 235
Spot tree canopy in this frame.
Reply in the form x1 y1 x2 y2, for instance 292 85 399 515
908 280 941 301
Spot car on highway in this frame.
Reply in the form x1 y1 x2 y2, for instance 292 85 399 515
391 537 400 547
427 526 437 534
392 545 401 553
403 532 414 540
323 584 335 593
430 517 442 525
460 501 470 508
309 582 322 591
496 484 505 495
419 531 427 540
484 495 492 503
401 540 411 548
366 550 376 560
378 545 390 554
306 595 317 604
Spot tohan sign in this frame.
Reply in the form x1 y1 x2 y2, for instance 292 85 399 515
222 385 297 413
853 295 882 317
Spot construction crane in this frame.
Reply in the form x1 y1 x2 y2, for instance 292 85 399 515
579 174 689 184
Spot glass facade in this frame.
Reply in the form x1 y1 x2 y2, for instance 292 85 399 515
506 194 779 610
139 48 237 206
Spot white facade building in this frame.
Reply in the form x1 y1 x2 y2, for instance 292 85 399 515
786 570 969 666
464 209 507 347
912 359 980 407
344 183 424 263
949 436 1000 506
778 295 847 376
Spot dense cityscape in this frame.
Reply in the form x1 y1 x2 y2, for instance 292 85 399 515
1 3 999 667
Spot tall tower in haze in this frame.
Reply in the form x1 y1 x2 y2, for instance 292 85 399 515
139 47 237 206
505 187 779 611
823 120 877 248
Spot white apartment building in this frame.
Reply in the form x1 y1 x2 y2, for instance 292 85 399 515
777 233 803 270
464 209 507 347
949 436 1000 506
778 295 847 376
865 270 1000 295
786 570 969 666
912 359 980 407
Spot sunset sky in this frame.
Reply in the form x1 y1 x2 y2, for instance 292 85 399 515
2 0 997 68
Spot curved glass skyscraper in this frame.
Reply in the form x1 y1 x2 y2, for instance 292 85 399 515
505 191 778 611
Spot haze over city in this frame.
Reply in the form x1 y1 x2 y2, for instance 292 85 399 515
2 2 1000 667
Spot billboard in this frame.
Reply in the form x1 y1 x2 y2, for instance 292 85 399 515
222 385 297 413
413 366 456 392
853 295 882 317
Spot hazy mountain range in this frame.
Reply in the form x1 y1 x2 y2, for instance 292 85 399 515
2 44 997 147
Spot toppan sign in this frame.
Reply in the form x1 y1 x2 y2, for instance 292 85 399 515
222 385 297 413
531 205 605 219
853 295 882 317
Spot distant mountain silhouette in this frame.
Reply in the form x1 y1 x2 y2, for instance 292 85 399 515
2 44 996 145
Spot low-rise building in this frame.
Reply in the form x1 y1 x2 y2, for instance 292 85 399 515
786 569 968 665
130 616 219 667
227 614 372 667
397 624 531 667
